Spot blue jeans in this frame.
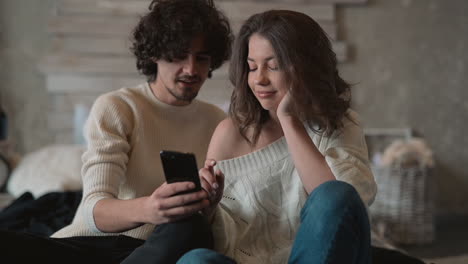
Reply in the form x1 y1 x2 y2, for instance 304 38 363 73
177 181 371 264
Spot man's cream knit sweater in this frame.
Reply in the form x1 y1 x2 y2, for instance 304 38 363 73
52 83 225 240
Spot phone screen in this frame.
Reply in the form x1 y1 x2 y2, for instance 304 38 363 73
160 150 202 193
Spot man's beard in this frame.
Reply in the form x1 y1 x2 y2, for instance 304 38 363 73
167 75 201 102
166 86 198 102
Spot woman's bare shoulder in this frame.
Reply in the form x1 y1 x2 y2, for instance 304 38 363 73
207 118 250 161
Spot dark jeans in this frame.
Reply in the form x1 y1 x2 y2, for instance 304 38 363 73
1 213 213 264
121 213 213 263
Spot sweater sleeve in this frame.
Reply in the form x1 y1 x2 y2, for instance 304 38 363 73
80 93 134 233
323 114 377 206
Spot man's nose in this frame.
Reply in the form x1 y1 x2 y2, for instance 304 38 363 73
182 55 198 75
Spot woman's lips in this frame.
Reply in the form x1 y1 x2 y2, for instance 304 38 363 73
256 91 276 98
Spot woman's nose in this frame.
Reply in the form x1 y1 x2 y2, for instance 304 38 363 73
254 68 269 85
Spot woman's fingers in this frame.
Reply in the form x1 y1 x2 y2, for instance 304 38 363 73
199 167 218 190
204 159 216 168
200 176 215 197
215 169 225 189
204 159 216 182
213 169 225 202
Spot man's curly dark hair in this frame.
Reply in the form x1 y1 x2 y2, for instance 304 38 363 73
131 0 233 82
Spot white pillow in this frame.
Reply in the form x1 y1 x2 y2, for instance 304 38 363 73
7 144 85 198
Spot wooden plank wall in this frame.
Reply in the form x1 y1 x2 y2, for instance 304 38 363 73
43 0 366 143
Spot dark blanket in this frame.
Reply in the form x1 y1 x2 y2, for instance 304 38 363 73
0 191 82 236
0 190 424 263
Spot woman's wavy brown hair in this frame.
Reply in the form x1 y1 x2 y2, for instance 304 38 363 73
131 0 233 82
229 10 351 145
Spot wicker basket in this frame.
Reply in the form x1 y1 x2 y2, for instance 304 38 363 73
370 163 435 245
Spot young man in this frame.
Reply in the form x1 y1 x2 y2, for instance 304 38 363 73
1 0 232 263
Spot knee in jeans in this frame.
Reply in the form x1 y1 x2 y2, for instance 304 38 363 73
179 248 215 261
302 181 364 218
178 248 236 264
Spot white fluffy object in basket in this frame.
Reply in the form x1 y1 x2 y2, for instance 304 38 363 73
380 138 434 168
7 144 85 198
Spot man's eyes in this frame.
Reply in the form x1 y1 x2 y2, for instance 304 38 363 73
172 54 210 62
197 55 211 61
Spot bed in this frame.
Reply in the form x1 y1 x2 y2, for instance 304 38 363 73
0 144 425 263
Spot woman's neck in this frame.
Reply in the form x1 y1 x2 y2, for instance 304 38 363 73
266 111 283 135
252 117 283 150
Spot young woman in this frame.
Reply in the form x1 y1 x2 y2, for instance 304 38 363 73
180 10 377 264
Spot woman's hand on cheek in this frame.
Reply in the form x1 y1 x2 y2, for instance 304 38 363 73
276 90 294 118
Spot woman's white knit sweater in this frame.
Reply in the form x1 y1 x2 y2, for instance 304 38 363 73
52 83 225 240
212 110 377 263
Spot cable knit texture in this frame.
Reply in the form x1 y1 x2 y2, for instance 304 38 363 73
211 110 377 264
52 83 226 240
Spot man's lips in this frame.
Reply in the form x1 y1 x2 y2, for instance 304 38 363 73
178 79 199 84
177 80 200 89
176 76 201 84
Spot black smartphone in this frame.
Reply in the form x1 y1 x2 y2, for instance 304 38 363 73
160 150 202 195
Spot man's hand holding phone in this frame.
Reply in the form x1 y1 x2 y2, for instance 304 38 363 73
141 181 210 225
140 151 210 225
156 151 224 223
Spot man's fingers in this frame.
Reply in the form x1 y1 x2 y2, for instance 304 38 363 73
154 181 196 198
158 189 208 210
162 199 210 219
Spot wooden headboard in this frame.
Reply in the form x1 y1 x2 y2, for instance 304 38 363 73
41 0 367 144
